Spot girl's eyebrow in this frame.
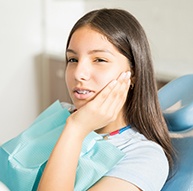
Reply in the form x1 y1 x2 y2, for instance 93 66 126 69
66 49 114 56
66 49 77 54
88 49 114 56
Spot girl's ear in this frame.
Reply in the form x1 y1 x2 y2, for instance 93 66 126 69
130 69 135 89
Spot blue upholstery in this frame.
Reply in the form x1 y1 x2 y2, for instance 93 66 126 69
158 74 193 132
161 128 193 191
158 74 193 191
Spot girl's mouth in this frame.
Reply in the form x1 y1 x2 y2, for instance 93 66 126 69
73 88 94 100
75 90 91 94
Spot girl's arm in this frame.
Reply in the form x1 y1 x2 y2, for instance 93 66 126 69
88 177 142 191
37 72 131 191
37 121 85 191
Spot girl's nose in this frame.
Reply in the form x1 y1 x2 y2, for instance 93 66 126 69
74 61 91 81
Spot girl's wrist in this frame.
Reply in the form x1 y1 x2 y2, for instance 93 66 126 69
65 117 90 141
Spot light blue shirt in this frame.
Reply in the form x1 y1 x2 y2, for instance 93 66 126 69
103 127 169 191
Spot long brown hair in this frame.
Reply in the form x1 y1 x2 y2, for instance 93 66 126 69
65 8 174 169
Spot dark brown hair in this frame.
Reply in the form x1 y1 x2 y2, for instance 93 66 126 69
65 8 174 169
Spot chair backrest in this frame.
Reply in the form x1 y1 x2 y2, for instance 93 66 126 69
158 74 193 191
158 74 193 131
161 129 193 191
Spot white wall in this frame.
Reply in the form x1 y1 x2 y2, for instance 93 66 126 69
44 0 85 55
0 1 43 144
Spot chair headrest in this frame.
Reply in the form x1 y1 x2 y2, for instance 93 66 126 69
158 74 193 131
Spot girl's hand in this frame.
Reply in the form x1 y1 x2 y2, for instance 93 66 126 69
66 71 131 136
38 71 131 191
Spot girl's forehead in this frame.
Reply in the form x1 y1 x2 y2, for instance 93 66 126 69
68 26 115 51
71 26 106 40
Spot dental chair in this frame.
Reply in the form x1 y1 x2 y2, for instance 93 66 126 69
158 74 193 191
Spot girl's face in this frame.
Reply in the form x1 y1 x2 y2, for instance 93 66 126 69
65 26 130 109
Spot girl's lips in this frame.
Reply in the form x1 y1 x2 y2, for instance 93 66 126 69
73 88 95 100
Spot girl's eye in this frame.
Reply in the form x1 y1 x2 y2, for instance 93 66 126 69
95 58 107 63
67 58 78 63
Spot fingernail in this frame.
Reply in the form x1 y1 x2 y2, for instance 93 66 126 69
120 72 127 79
126 71 131 78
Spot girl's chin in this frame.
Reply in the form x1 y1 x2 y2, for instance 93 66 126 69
73 100 88 110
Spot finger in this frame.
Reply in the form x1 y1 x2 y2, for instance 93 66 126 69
107 71 131 104
102 71 131 114
92 79 118 106
89 71 130 111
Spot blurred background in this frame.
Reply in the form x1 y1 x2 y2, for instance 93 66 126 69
0 0 193 144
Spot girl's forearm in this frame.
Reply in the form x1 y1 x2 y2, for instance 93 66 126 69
37 122 85 191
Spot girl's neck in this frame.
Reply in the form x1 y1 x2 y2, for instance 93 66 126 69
95 111 127 134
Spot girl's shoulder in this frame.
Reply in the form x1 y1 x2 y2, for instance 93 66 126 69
104 128 169 191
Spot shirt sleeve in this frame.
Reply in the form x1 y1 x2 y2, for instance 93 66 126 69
104 131 169 191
